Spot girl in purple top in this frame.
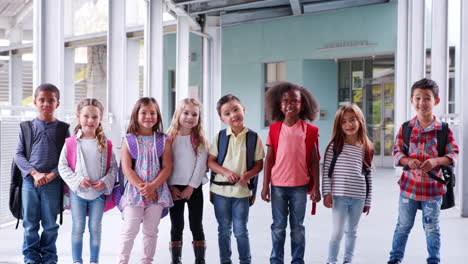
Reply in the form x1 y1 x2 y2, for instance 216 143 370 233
117 97 173 264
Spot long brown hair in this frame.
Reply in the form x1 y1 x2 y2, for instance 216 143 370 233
127 97 164 135
75 98 107 152
325 104 373 168
167 98 208 153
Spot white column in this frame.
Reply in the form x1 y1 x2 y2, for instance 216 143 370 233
8 27 23 106
459 0 468 217
63 48 75 113
107 0 127 143
9 52 23 106
204 16 222 138
409 0 425 83
431 0 448 117
176 15 190 103
144 0 164 108
395 0 409 130
33 0 64 89
126 38 140 119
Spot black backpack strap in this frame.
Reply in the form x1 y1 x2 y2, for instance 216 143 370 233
327 150 339 179
20 121 33 160
55 121 69 226
13 121 33 228
427 122 450 185
401 121 412 171
437 122 448 157
211 129 232 186
245 130 258 193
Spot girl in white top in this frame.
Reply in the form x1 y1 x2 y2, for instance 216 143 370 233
166 98 209 264
58 98 117 264
322 104 374 264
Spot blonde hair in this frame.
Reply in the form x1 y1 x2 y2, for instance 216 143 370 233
167 98 208 153
75 98 107 152
325 104 373 168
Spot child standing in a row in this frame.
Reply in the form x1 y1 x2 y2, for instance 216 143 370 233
322 104 373 264
262 82 321 264
117 97 174 264
167 98 209 264
58 98 118 264
208 94 265 264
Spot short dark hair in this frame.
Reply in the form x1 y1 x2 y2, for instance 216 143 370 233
34 83 60 100
216 94 241 116
411 78 439 99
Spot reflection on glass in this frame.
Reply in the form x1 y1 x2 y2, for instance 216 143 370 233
384 84 395 156
74 45 107 106
70 0 108 37
0 57 8 105
22 54 33 106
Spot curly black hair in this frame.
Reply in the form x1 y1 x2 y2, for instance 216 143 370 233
265 82 319 123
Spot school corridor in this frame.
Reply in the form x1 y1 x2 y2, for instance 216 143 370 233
0 168 466 264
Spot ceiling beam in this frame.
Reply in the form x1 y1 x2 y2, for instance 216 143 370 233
188 0 265 13
221 6 291 25
289 0 302 15
303 0 387 14
165 0 201 31
12 0 33 28
190 0 288 15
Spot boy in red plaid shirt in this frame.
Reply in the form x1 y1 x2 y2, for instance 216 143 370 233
387 78 459 264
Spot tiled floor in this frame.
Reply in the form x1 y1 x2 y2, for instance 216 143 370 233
1 168 467 263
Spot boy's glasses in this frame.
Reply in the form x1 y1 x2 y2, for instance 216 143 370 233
281 99 302 105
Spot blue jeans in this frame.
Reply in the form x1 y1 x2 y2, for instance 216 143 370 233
212 193 251 264
22 177 62 264
270 185 307 264
389 194 442 264
70 191 105 263
327 196 365 263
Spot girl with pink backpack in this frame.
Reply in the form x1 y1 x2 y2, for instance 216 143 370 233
58 98 118 264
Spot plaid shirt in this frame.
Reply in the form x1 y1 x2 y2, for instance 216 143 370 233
394 116 459 201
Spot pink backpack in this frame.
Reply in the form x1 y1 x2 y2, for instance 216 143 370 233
63 135 116 212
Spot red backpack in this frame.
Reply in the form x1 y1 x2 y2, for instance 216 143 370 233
268 121 320 214
63 135 116 212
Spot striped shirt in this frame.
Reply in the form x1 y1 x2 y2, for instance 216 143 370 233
15 118 70 178
322 143 373 206
394 116 459 201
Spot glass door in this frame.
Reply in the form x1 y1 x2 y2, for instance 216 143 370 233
367 80 394 167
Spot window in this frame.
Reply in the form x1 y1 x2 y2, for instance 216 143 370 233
264 62 286 127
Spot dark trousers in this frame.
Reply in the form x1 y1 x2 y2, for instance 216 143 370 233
169 185 205 241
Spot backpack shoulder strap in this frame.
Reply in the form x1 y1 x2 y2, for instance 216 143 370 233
56 121 70 150
20 121 33 160
245 130 257 170
65 136 78 171
437 122 448 157
269 121 282 158
155 133 165 158
402 121 412 156
125 134 138 160
210 129 229 184
328 149 339 178
216 129 229 166
106 139 112 171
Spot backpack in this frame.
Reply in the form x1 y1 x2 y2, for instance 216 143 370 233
210 129 259 206
402 121 455 210
268 121 320 214
9 120 69 229
115 133 169 217
62 135 116 212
